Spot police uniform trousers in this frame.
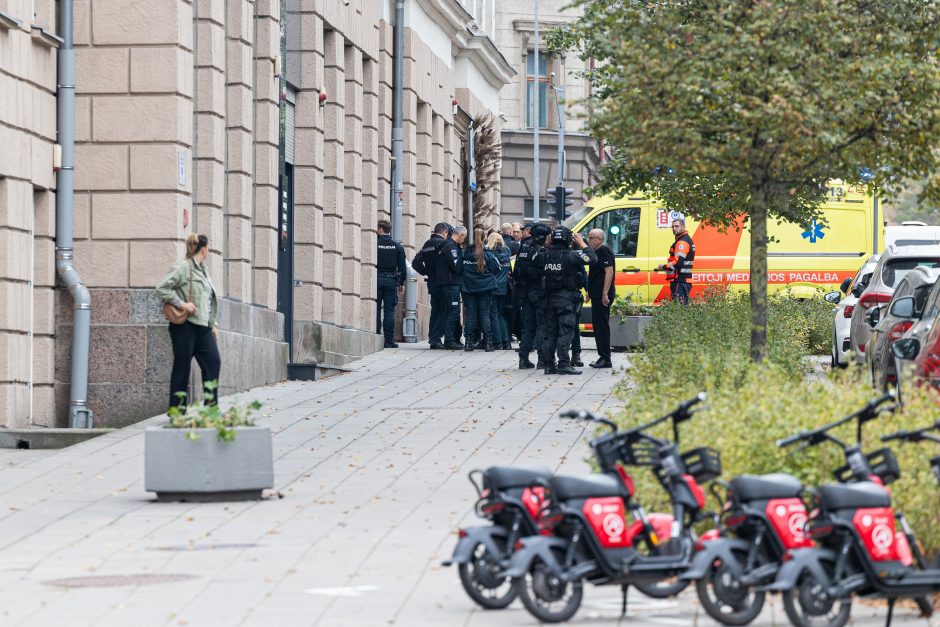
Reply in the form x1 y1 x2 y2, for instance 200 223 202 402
428 284 445 345
542 291 579 367
440 284 462 343
376 274 398 341
519 288 545 359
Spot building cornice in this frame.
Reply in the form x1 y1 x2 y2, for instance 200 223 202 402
512 18 571 34
455 30 516 87
415 0 471 40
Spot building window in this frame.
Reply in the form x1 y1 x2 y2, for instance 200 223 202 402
526 52 555 129
524 198 554 221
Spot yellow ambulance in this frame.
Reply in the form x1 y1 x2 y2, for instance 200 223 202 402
562 181 882 314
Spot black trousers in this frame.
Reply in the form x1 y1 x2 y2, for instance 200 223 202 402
519 292 545 358
589 294 612 360
542 292 578 368
376 276 398 341
168 321 221 409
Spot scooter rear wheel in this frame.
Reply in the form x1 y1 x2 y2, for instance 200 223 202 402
458 539 516 609
515 551 583 623
694 549 765 626
781 570 851 627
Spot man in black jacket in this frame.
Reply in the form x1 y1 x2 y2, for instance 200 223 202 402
540 227 597 375
375 220 407 348
412 223 450 349
439 226 466 349
514 223 552 369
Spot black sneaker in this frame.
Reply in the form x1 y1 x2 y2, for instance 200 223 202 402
590 358 613 368
443 340 462 350
558 365 582 375
571 354 584 367
429 342 443 350
384 341 399 348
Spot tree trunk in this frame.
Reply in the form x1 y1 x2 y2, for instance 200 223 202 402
749 188 769 362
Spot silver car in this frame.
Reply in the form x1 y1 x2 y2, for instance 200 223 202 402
849 244 940 365
864 266 940 390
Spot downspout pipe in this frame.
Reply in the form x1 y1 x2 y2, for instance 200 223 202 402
56 0 93 428
390 0 405 242
401 261 418 343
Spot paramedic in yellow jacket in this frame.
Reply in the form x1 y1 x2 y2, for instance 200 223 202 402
656 216 695 304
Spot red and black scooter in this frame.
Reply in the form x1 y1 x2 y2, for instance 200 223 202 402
769 393 940 627
443 465 553 608
682 394 907 626
503 394 720 623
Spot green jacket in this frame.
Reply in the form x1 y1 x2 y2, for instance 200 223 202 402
155 258 219 327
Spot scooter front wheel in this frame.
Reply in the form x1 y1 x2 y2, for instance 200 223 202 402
781 570 851 627
457 539 516 609
695 549 765 626
515 552 583 623
633 536 690 598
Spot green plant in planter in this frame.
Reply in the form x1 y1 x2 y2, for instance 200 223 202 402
610 294 659 318
167 381 262 443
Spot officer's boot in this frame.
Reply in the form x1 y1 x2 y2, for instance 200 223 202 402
571 352 584 367
484 335 495 352
557 364 582 375
518 353 535 369
544 361 558 375
536 352 545 370
464 336 474 352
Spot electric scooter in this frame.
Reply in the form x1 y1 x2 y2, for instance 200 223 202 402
682 393 905 626
503 393 720 623
769 393 940 627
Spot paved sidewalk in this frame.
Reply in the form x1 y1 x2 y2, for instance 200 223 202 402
0 343 929 626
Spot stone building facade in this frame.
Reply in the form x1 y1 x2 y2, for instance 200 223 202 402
494 1 603 224
0 0 512 429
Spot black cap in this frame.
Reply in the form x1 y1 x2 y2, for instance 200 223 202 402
551 226 573 244
531 224 552 239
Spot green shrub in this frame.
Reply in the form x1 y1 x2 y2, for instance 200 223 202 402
612 289 940 554
167 381 262 442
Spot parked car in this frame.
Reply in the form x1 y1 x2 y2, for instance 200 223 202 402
849 244 940 365
828 255 879 368
885 221 940 248
864 266 940 390
890 278 940 400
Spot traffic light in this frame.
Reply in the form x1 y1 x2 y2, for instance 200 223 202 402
547 186 574 223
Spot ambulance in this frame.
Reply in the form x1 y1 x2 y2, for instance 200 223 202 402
562 181 882 321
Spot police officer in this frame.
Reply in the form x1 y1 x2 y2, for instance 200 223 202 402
513 223 552 369
439 225 466 349
656 216 695 304
375 219 407 348
412 222 451 349
540 227 597 375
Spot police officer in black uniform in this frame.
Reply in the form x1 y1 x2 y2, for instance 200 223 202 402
513 223 552 369
412 222 452 349
375 219 407 348
539 227 597 375
438 225 466 349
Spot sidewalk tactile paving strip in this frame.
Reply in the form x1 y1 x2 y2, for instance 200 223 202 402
42 574 198 588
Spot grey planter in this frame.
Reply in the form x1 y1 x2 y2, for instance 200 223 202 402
610 315 653 350
144 426 273 502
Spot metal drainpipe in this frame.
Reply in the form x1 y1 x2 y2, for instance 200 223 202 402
391 0 404 242
56 0 93 428
402 262 418 342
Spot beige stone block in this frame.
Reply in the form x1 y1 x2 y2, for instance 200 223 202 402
256 15 280 59
196 159 225 207
72 193 91 239
293 242 317 282
226 83 253 131
226 127 253 174
72 240 129 287
33 287 55 336
92 192 184 239
323 140 344 179
226 0 253 43
292 279 319 321
93 95 190 143
255 101 279 147
129 240 184 287
74 95 92 142
322 216 343 261
130 145 190 191
224 259 251 302
93 0 185 45
0 283 28 333
196 0 225 24
0 180 28 232
29 385 55 426
196 112 225 159
252 227 278 269
254 185 277 230
254 60 278 103
226 173 253 218
252 267 277 310
30 136 54 190
74 144 128 191
322 178 343 219
131 47 192 95
254 143 279 188
32 336 55 384
226 215 252 260
74 0 92 45
322 67 346 107
0 334 30 382
0 230 30 282
31 237 54 288
321 287 341 323
226 39 253 86
196 21 226 70
75 48 129 94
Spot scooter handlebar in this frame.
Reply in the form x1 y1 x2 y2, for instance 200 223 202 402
777 431 809 448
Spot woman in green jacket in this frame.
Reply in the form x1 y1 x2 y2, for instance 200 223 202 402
155 234 220 409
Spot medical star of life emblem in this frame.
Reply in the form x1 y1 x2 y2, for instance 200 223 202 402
801 220 826 243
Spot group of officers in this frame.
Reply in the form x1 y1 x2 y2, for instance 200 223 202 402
375 213 697 374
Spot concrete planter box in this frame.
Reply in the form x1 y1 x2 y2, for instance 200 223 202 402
610 315 653 350
144 426 273 502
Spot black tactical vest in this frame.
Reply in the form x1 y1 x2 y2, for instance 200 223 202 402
377 235 399 273
542 248 579 291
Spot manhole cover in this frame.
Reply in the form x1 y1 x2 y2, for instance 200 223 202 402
44 574 198 588
153 543 260 552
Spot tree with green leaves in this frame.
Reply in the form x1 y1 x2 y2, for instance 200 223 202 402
550 0 940 361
